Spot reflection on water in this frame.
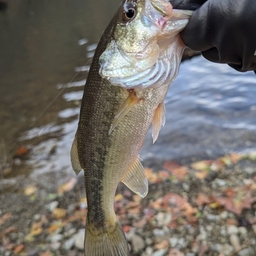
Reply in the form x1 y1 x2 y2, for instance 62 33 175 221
0 0 255 187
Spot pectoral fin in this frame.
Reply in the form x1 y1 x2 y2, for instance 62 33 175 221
70 132 82 175
109 90 141 134
152 102 166 143
121 157 148 198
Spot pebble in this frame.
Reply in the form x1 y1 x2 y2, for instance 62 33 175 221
64 228 77 238
215 178 226 187
252 225 256 234
169 237 178 247
186 253 195 256
238 248 254 256
75 229 85 250
221 243 234 256
50 241 61 250
227 225 238 235
131 234 145 253
64 237 75 250
145 246 154 255
230 234 241 251
220 211 228 219
33 214 41 221
238 227 247 236
156 212 172 226
50 234 63 242
153 228 166 237
46 201 59 212
152 249 167 256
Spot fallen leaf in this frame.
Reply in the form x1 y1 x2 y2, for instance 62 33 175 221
229 152 242 164
57 178 77 194
47 221 63 233
194 193 212 206
114 193 123 201
0 226 17 237
14 146 30 157
191 160 211 171
164 161 189 181
155 240 169 250
14 244 24 253
195 171 208 180
0 213 12 226
53 208 66 219
24 185 38 196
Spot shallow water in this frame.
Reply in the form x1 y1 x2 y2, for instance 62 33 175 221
0 0 255 188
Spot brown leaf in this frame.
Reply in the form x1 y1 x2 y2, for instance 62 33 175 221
14 146 30 157
191 160 211 171
164 161 189 181
155 240 169 250
57 178 77 194
194 194 212 206
229 152 243 164
194 171 208 180
24 185 38 196
14 244 24 253
53 208 66 219
0 213 12 226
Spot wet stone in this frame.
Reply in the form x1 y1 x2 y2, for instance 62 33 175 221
131 234 145 253
46 201 59 212
169 237 178 247
152 249 167 256
75 229 85 250
64 237 75 250
227 225 238 235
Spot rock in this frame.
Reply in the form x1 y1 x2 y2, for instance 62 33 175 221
51 241 61 250
131 234 145 253
46 201 59 212
238 227 247 236
238 248 254 256
169 237 178 247
152 249 167 256
227 225 238 235
220 211 228 219
75 229 85 250
64 237 75 250
252 225 256 234
33 214 41 221
64 228 77 238
50 234 63 243
145 246 154 255
229 234 241 251
221 243 233 256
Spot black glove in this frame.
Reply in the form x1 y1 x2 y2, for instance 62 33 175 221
171 0 256 73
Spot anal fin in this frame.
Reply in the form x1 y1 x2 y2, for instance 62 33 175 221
70 132 82 175
152 102 166 143
109 90 141 134
121 157 148 198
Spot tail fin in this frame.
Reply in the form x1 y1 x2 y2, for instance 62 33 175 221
84 222 129 256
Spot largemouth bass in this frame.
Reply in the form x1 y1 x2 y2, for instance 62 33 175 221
71 0 192 255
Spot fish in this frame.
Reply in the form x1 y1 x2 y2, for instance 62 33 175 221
70 0 192 255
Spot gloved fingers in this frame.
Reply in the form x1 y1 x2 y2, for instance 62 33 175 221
170 0 207 10
180 2 213 51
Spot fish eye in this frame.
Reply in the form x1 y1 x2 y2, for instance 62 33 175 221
123 8 136 21
122 2 137 22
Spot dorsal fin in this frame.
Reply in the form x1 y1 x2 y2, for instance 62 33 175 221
121 157 148 198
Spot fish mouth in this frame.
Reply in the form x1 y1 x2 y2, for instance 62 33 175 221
99 39 159 81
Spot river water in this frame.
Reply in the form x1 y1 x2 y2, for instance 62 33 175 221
0 0 255 189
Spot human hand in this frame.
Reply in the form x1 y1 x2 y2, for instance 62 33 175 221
171 0 256 72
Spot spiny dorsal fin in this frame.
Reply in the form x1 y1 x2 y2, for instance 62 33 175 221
109 90 141 134
70 132 82 175
152 102 166 143
121 157 148 198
